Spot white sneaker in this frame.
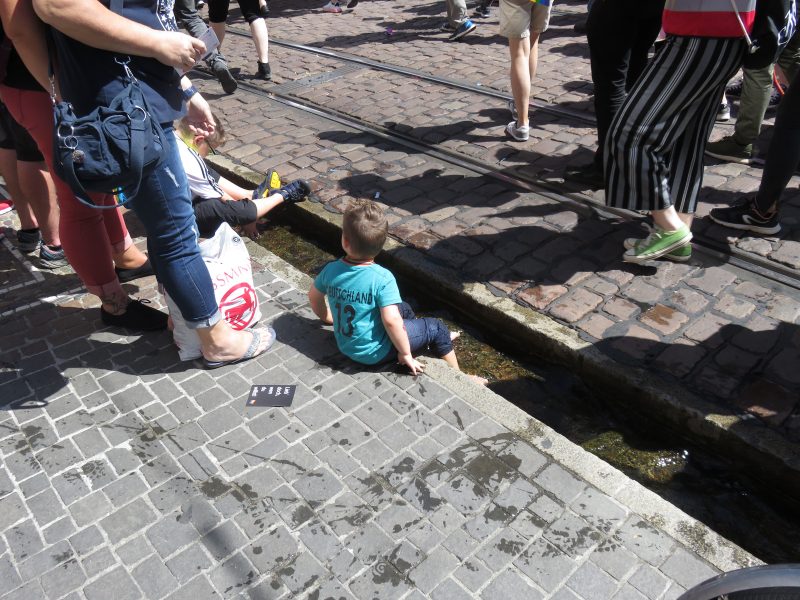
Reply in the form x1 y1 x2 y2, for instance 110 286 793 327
322 1 342 12
505 120 529 141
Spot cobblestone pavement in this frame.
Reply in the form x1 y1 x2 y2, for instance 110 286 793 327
186 4 800 445
0 234 756 599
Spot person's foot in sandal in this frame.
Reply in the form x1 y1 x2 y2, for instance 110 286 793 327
203 326 276 369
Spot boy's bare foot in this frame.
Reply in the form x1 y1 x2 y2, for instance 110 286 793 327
468 374 488 385
450 330 462 341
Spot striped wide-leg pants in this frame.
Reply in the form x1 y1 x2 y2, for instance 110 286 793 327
604 35 745 214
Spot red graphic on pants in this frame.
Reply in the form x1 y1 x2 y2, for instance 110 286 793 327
219 282 258 329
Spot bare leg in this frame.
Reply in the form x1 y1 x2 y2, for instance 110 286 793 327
112 243 150 269
508 36 531 128
210 21 227 47
651 206 689 231
442 346 488 385
250 18 269 63
0 148 37 230
17 162 60 246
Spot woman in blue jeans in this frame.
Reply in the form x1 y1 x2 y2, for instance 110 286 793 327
31 0 274 367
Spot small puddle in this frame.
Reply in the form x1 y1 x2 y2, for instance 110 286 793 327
256 220 800 563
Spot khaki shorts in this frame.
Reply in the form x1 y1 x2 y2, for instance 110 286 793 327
499 0 552 38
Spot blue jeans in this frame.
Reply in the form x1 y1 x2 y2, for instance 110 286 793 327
129 127 221 329
383 302 453 362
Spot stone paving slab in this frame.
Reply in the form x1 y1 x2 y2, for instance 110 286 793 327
192 0 800 449
0 233 757 599
189 71 800 474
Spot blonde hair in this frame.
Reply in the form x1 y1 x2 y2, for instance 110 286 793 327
343 200 388 258
177 114 226 148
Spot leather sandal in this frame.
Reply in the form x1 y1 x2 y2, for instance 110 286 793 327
203 326 276 369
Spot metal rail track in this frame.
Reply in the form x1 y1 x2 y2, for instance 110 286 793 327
202 35 800 290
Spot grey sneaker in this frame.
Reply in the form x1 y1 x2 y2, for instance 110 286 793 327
716 102 731 122
17 228 41 253
209 53 237 94
705 135 753 164
505 120 529 142
39 244 69 269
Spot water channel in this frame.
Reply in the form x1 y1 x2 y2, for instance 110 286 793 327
254 218 800 564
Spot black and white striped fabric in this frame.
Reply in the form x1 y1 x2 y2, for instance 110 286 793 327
604 35 746 214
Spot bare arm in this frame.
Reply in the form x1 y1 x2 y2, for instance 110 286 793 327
0 0 52 91
308 286 333 325
380 304 424 375
217 177 252 200
32 0 205 72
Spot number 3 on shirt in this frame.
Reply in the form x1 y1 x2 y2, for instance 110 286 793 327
335 303 355 337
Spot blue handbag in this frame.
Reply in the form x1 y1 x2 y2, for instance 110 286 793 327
50 0 168 209
52 58 168 209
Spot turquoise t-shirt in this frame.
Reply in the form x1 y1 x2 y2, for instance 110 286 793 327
314 259 402 364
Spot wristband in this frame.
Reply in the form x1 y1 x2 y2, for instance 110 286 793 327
182 86 198 101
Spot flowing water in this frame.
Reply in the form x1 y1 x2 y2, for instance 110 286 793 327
255 220 800 563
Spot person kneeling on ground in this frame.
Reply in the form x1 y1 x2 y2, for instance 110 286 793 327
308 199 487 384
175 116 311 238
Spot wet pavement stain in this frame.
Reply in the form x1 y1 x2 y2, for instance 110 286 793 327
371 560 405 587
199 477 233 499
496 537 525 555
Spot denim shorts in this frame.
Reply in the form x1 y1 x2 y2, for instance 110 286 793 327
382 302 453 362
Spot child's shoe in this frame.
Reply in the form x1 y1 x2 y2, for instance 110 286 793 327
252 169 282 199
278 179 312 203
323 1 343 12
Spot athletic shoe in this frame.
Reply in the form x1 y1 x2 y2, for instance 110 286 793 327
507 99 518 122
0 199 13 215
622 224 692 263
623 230 692 262
474 4 490 17
253 169 282 199
38 244 69 269
709 197 781 235
17 228 41 253
505 120 529 142
278 179 311 203
449 19 476 40
716 102 731 122
210 54 237 94
322 1 342 12
725 78 743 97
440 22 456 32
705 135 753 165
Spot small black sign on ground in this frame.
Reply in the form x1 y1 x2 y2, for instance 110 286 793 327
247 385 296 407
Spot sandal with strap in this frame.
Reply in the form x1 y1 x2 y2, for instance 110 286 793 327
203 326 276 369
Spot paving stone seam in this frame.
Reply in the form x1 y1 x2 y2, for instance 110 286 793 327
206 153 800 508
244 228 760 575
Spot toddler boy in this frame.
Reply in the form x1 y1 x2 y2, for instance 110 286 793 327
175 116 311 238
309 200 483 381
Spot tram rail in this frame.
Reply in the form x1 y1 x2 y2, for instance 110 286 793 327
208 29 799 290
